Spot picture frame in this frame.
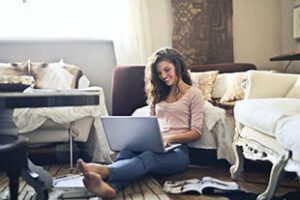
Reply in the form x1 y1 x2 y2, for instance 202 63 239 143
293 5 300 39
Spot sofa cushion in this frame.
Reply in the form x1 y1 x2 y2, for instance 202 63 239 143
235 98 300 136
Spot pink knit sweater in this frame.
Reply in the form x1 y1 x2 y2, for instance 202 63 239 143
155 87 205 135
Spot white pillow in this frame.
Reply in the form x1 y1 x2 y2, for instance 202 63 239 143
286 78 300 98
31 61 73 90
212 72 244 99
78 75 91 89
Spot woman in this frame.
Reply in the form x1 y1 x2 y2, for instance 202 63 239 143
77 47 205 198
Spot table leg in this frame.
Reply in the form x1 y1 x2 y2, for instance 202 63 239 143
7 170 21 200
21 168 49 200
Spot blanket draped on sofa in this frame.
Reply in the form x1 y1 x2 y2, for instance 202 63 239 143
13 87 112 163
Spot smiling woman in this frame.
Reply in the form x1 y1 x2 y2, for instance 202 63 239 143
0 0 152 64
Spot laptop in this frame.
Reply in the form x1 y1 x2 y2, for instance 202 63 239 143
101 116 181 153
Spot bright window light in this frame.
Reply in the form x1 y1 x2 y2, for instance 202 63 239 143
0 0 127 39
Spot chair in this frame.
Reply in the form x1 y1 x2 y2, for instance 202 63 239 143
230 71 300 200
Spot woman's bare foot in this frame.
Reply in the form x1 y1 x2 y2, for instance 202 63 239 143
83 171 116 198
77 159 109 179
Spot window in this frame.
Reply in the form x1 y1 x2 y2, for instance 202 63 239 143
0 0 126 39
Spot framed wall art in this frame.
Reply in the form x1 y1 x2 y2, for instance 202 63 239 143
293 5 300 39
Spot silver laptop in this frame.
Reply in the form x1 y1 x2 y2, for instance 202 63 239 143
101 116 181 153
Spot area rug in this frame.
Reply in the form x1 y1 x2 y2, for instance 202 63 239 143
0 164 169 200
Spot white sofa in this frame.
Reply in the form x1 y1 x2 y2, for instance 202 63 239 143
230 71 300 200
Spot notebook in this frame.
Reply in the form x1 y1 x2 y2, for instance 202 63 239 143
101 116 181 153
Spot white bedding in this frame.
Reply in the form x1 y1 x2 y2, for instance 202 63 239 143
132 102 235 164
13 87 112 163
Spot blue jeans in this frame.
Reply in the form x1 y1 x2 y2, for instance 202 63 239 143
107 145 190 191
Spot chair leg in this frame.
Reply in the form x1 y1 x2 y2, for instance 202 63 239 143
68 129 74 169
257 151 290 200
230 144 244 180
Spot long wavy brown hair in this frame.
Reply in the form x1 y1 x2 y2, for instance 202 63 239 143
145 48 192 106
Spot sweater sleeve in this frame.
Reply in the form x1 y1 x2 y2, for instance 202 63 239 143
190 88 205 134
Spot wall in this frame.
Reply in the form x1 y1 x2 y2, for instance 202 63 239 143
280 0 300 73
147 0 173 52
232 0 281 70
148 0 300 73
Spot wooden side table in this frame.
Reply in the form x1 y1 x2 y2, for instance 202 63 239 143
0 89 99 200
270 51 300 72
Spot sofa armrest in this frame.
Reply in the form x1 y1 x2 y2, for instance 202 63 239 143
112 65 147 116
244 71 299 99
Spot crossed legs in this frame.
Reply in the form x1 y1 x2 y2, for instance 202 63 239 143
77 147 189 198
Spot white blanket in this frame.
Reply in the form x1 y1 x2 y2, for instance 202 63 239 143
13 87 112 163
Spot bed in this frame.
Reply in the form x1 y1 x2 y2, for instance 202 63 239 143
0 39 117 164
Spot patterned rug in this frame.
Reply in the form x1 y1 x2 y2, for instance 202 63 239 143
0 164 169 200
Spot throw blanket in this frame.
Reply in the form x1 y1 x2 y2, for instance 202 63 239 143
13 87 112 163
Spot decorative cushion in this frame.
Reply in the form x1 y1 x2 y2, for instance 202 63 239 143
0 62 29 76
30 60 88 89
0 60 88 90
220 72 245 102
61 62 85 88
234 98 300 136
212 73 237 99
190 70 218 101
30 61 74 90
286 78 300 98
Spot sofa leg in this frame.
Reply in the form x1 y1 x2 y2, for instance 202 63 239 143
230 144 244 180
257 151 290 200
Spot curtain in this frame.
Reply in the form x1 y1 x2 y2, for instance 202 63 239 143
171 0 233 67
112 0 153 65
0 0 152 65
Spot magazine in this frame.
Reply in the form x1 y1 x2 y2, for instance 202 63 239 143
53 174 85 189
52 174 98 199
163 176 239 195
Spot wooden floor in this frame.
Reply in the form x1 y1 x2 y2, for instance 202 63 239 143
154 163 300 200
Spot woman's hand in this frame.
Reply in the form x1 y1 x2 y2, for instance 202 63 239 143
162 135 174 147
162 130 201 146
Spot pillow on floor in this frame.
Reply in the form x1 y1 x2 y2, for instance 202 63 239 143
190 70 219 101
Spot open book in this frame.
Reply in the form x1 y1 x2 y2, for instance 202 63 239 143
163 176 239 195
53 174 96 199
53 174 85 189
